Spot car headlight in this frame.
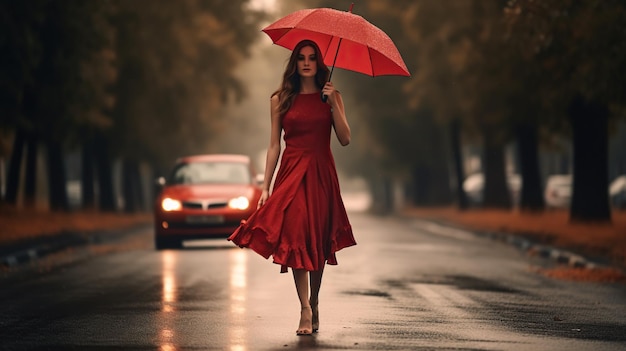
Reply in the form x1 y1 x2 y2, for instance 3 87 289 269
161 198 182 211
228 196 249 210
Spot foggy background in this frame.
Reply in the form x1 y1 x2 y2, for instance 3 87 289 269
1 0 625 222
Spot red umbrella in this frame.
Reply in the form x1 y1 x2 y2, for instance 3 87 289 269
262 4 410 79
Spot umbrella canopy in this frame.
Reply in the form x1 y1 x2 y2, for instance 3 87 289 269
262 6 410 77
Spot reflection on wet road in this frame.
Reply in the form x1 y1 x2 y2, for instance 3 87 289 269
159 251 177 350
229 249 247 351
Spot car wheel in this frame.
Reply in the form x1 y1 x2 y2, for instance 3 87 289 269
155 236 182 250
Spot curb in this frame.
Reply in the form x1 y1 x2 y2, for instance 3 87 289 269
0 224 150 268
479 230 599 269
406 217 603 270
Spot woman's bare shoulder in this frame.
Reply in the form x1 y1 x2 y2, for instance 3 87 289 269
270 93 280 105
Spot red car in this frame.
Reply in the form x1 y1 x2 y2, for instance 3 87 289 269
154 154 263 249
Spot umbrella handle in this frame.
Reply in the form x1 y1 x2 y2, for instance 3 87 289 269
321 37 341 103
321 72 333 102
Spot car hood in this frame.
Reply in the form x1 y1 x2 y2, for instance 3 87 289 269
161 184 255 200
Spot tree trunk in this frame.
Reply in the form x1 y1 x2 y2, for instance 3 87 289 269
516 122 544 211
122 158 143 213
409 120 453 206
430 161 453 206
381 176 393 214
568 96 611 223
410 165 429 206
152 162 166 204
5 128 26 205
23 133 38 208
450 118 468 210
94 133 116 212
367 174 393 215
410 163 452 206
81 141 96 209
482 130 511 209
134 161 146 211
46 140 69 211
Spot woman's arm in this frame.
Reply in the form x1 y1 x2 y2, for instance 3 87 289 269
258 94 282 208
323 82 351 146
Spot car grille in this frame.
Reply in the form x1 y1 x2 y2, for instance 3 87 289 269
182 201 203 209
182 201 228 210
167 220 239 229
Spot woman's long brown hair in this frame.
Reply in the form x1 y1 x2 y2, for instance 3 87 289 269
273 40 330 117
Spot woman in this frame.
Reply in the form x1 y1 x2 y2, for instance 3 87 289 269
228 39 356 336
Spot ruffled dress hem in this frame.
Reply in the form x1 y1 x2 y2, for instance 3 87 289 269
228 222 355 273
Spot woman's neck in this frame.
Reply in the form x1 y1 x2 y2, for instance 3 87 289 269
299 78 318 94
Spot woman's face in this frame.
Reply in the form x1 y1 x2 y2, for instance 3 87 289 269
297 45 318 78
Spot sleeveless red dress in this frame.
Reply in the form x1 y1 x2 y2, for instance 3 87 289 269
228 92 356 273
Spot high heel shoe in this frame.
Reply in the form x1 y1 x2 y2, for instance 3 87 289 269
296 306 313 336
311 304 319 332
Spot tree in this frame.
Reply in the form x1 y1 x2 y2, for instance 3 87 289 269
0 0 46 205
1 0 265 213
507 0 626 222
1 0 115 210
109 0 264 212
393 0 517 209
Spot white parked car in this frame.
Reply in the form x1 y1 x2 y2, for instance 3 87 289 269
463 173 485 205
463 173 521 206
544 174 572 209
609 175 626 209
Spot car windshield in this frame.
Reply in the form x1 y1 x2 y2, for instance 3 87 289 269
168 161 250 185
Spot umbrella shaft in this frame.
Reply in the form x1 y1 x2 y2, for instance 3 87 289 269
328 37 343 82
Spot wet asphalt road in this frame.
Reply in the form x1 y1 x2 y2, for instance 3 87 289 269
1 208 626 350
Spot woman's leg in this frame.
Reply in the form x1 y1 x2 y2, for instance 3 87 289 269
309 263 325 331
292 268 312 335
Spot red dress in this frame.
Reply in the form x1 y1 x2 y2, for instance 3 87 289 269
228 92 356 273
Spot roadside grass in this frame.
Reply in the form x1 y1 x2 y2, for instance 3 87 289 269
403 207 626 283
0 204 152 245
